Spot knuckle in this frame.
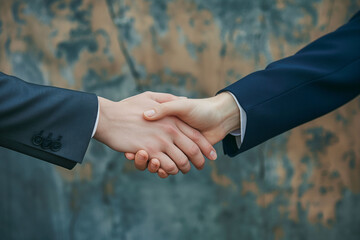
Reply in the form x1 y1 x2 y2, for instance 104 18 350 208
167 165 178 175
188 144 201 157
182 164 191 174
194 157 205 169
178 158 189 169
191 129 201 142
183 169 190 174
163 124 178 136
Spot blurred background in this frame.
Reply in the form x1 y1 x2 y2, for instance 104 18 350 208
0 0 359 239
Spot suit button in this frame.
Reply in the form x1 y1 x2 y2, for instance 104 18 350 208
41 133 53 149
32 131 44 146
51 136 62 152
51 142 62 152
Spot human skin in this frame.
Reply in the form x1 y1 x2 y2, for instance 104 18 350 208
125 92 240 178
94 92 217 174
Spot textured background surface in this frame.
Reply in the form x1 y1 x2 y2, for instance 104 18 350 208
0 0 359 239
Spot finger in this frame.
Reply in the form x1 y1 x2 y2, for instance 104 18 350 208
156 152 179 175
143 100 189 121
148 158 160 173
171 130 205 170
165 144 191 174
134 150 149 171
125 153 135 160
147 92 179 103
158 168 169 178
176 121 217 161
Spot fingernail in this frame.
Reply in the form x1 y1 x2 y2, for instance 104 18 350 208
144 109 155 117
179 96 188 99
210 150 217 160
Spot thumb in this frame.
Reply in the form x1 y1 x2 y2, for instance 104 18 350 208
148 92 187 103
143 100 189 121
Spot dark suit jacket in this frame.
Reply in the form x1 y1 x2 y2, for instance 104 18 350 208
219 11 360 156
0 73 98 169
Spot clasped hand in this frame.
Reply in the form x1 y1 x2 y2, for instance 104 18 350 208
94 91 240 178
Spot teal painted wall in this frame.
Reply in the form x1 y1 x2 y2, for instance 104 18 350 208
0 0 359 239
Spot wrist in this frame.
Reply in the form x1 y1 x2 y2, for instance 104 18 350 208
94 96 113 142
213 92 240 136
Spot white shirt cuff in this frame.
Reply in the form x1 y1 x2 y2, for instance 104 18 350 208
227 92 247 149
91 100 100 138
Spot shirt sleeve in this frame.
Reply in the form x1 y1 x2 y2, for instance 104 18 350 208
227 92 247 149
91 101 100 138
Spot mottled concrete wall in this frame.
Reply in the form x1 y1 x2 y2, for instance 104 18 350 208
0 0 359 239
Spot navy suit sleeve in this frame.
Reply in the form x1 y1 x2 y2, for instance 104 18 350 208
219 11 360 157
0 72 98 169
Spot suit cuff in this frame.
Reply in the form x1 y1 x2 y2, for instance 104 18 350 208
227 92 247 149
91 98 100 138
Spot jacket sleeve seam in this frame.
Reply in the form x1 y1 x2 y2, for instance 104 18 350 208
246 56 360 112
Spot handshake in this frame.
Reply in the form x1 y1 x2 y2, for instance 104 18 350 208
83 12 360 174
93 91 241 178
2 15 357 172
0 13 357 173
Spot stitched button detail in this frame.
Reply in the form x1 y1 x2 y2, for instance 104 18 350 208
31 131 63 152
41 133 53 149
51 136 62 152
31 130 44 146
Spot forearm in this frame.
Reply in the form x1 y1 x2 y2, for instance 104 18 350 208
0 72 98 169
219 11 360 156
211 92 241 137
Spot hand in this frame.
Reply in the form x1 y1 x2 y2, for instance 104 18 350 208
94 92 217 175
126 92 240 178
143 92 240 144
